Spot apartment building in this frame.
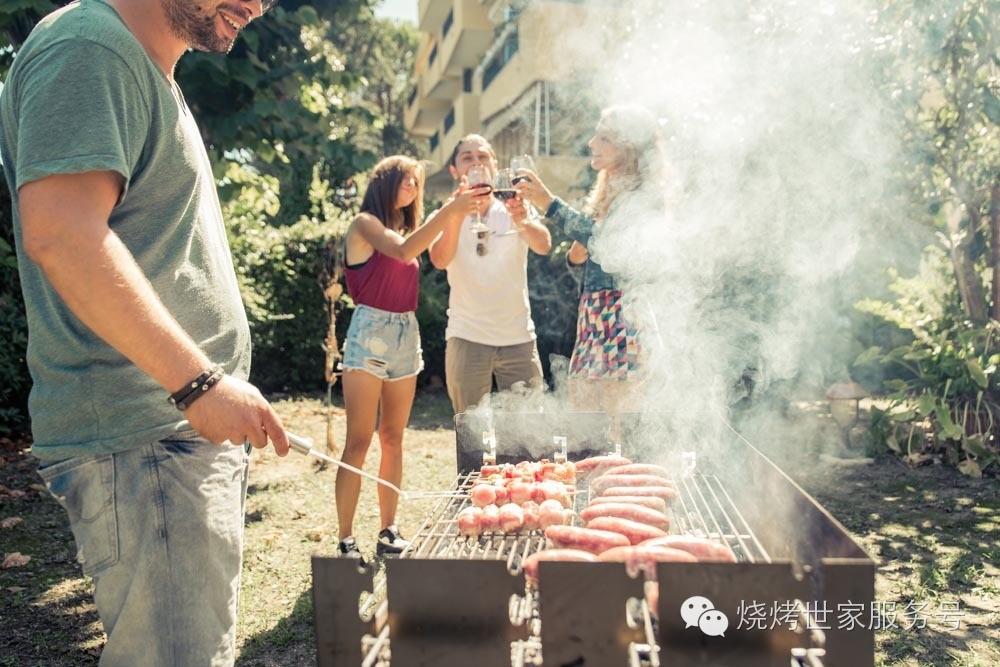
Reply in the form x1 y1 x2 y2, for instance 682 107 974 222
405 0 621 200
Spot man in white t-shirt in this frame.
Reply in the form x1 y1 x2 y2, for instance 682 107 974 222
429 135 552 413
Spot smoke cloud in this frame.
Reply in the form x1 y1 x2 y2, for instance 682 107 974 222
477 0 915 467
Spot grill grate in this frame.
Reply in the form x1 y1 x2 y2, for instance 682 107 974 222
359 467 771 666
674 472 771 564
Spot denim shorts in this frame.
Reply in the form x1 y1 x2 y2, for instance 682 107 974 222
343 304 423 381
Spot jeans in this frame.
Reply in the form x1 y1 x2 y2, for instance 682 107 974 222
38 431 251 667
342 304 423 381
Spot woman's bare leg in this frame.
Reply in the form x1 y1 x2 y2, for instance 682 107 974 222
376 376 417 529
336 370 383 540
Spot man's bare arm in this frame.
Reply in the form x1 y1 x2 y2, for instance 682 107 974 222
19 171 288 454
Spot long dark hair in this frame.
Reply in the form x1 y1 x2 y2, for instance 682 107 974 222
359 156 425 235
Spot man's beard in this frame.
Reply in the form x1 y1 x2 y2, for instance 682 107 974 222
160 0 234 54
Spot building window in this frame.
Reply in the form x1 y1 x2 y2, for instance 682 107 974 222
483 32 519 90
430 132 439 151
429 43 438 67
407 87 417 108
443 8 453 37
444 108 455 133
463 68 474 93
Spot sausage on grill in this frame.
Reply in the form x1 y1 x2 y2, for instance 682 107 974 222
522 501 540 531
640 536 737 562
522 548 598 584
538 499 570 529
498 503 525 533
588 495 667 513
580 503 670 530
457 506 482 537
592 474 677 495
536 479 571 507
544 525 630 554
598 545 697 578
493 483 511 505
597 463 672 480
508 480 535 505
599 485 679 502
480 504 500 533
471 483 497 508
585 516 668 545
575 454 632 476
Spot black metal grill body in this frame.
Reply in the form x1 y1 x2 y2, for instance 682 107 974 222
312 411 875 667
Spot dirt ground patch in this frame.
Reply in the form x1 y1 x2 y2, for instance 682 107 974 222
1 391 997 666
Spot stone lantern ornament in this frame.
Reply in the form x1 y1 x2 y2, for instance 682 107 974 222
826 381 870 450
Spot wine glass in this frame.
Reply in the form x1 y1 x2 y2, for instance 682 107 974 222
466 164 492 233
492 168 517 203
510 154 536 184
510 155 537 219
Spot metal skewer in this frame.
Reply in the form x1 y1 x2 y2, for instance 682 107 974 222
287 432 465 501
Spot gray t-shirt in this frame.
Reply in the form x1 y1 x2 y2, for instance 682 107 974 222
0 0 251 461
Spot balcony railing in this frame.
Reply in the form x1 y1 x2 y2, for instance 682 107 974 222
482 30 518 90
442 8 454 37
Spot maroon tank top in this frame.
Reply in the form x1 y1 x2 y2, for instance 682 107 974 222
345 251 419 313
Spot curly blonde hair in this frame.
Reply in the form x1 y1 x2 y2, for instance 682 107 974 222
583 106 662 221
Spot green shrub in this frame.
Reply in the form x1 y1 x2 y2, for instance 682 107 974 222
0 177 30 434
855 245 1000 477
225 163 352 392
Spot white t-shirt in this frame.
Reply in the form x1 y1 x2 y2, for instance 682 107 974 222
442 200 536 346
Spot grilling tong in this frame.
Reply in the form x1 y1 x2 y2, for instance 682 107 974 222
287 432 464 500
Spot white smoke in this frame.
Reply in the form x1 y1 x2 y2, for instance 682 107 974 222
482 0 909 465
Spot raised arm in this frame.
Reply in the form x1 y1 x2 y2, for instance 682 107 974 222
504 195 552 255
19 172 288 454
428 183 491 268
355 184 488 264
544 198 597 245
513 168 596 244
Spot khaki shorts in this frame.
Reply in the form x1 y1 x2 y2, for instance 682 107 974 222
445 338 543 414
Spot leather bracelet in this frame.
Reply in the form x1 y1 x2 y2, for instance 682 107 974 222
168 365 224 411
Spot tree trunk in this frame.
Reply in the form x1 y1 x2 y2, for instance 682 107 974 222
945 201 989 323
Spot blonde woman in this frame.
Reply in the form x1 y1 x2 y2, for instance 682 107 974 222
337 156 488 562
514 106 662 413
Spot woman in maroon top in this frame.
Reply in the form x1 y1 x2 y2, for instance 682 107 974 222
337 155 488 562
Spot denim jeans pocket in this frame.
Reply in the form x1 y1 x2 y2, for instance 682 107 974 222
38 455 119 576
158 428 204 455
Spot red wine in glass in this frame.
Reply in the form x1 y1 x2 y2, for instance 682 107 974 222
511 175 531 186
493 188 517 201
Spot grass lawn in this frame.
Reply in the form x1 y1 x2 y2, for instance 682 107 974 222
1 390 997 666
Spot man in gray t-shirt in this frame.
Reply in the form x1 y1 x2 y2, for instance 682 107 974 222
0 0 287 664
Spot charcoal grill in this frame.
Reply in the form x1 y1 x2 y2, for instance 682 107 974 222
311 411 875 667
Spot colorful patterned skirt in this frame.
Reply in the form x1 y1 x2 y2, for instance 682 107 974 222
569 289 641 381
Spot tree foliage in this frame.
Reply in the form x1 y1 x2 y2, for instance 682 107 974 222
0 0 420 418
857 0 999 475
874 0 999 321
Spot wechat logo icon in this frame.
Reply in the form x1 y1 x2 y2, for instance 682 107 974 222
681 595 729 637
